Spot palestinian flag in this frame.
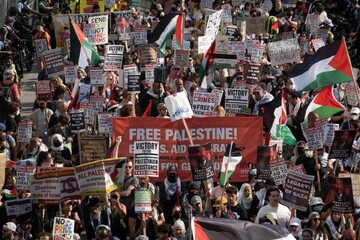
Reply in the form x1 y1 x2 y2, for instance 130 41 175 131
199 40 216 89
219 142 243 186
287 39 353 91
305 85 345 120
2 188 17 198
148 12 183 54
69 17 100 69
260 91 297 145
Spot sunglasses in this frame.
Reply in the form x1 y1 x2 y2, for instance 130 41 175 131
126 166 132 169
313 218 320 221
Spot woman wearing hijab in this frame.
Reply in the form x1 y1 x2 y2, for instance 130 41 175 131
289 217 303 240
237 183 253 216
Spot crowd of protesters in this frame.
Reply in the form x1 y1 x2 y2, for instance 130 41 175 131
0 0 360 239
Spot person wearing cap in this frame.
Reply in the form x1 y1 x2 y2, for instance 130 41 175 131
255 187 291 228
84 197 109 240
61 200 82 234
0 69 20 105
157 103 170 118
225 185 248 220
341 107 360 130
94 225 119 240
2 222 17 240
306 211 328 239
252 85 274 115
319 18 334 44
191 195 210 218
288 217 303 239
213 196 230 219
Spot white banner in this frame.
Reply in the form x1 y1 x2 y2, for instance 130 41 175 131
164 91 194 122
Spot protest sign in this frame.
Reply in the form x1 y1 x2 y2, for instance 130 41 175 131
216 35 230 54
221 4 232 23
5 198 32 216
267 38 300 66
53 217 75 240
87 15 108 45
293 1 310 22
257 145 276 180
16 165 35 190
269 139 283 154
164 91 194 121
145 64 156 84
225 88 249 115
292 164 307 174
205 10 223 41
79 0 105 13
198 36 213 54
311 38 325 52
213 89 224 107
104 45 124 70
299 38 310 55
132 26 148 45
75 158 120 196
123 64 139 88
192 92 216 117
64 66 78 84
244 62 262 84
36 167 73 173
316 28 329 44
34 38 48 57
78 84 91 103
138 44 158 71
127 75 140 93
134 141 159 177
17 121 33 143
228 41 246 61
29 168 81 204
43 48 64 77
70 110 86 133
116 17 131 41
35 80 52 102
134 190 152 213
282 0 297 8
323 123 339 148
113 117 263 182
80 135 109 164
306 13 320 33
246 17 267 35
270 158 287 186
80 103 95 125
281 169 314 211
98 113 112 134
339 173 360 203
188 143 214 181
251 43 265 63
89 95 105 113
174 49 190 67
89 68 104 86
345 84 359 106
201 0 213 9
306 125 323 150
328 176 354 213
328 130 357 159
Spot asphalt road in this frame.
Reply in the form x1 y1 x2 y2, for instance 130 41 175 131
20 65 38 117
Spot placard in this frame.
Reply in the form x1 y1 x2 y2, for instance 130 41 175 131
145 64 156 84
188 143 214 181
174 49 190 68
311 38 325 52
97 113 112 134
328 176 354 213
339 173 360 203
221 4 232 23
89 95 105 113
70 110 85 133
328 130 357 159
134 190 152 213
127 74 140 93
251 43 265 63
5 198 32 216
267 38 301 66
164 91 194 122
134 141 159 177
244 62 262 84
53 217 75 240
17 121 33 143
138 44 158 71
132 26 148 45
35 80 52 102
116 17 131 41
228 41 246 61
192 92 216 117
299 38 310 55
225 88 249 115
205 10 223 41
16 165 35 190
257 145 276 180
34 38 48 57
78 84 91 103
80 135 109 164
87 15 108 45
215 35 230 54
104 45 124 70
270 158 287 186
246 17 267 35
281 169 314 211
306 13 320 33
123 64 139 88
80 103 95 125
198 36 213 54
64 66 78 84
89 68 104 86
345 84 359 106
43 48 64 77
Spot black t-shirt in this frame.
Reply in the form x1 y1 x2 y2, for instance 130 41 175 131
230 203 249 221
128 206 162 240
5 115 17 134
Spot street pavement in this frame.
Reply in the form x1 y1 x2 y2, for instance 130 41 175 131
20 66 38 118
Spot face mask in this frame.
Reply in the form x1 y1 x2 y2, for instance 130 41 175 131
352 115 359 121
312 205 323 212
355 208 360 215
298 147 305 155
168 173 176 183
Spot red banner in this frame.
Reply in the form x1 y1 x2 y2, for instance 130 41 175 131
112 117 263 182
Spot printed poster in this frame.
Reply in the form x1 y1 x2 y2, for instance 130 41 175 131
134 141 159 177
188 143 214 181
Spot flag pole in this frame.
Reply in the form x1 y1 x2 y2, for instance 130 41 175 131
222 141 233 186
181 118 194 146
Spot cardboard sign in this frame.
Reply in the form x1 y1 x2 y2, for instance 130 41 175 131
29 168 81 204
345 84 359 106
70 110 86 133
80 135 109 164
192 92 217 117
74 158 120 196
89 95 105 113
134 190 152 213
78 84 91 103
112 117 263 182
216 35 230 54
174 49 190 68
16 165 35 190
306 13 320 33
5 198 32 216
228 41 246 61
104 44 124 70
257 145 276 180
89 68 104 86
329 130 357 159
188 143 215 181
87 15 108 45
270 158 287 186
311 38 325 52
43 48 64 77
281 169 314 211
225 88 249 115
35 80 52 102
299 38 310 55
123 64 139 88
145 64 156 84
198 36 213 54
64 66 78 84
244 62 262 84
80 103 95 125
164 91 194 121
53 217 75 240
34 38 48 57
293 1 310 22
328 176 354 213
339 173 360 203
127 74 140 93
138 44 158 71
246 17 267 35
267 38 301 66
97 113 112 134
205 10 223 41
134 141 159 177
251 43 265 63
17 121 33 143
132 26 148 45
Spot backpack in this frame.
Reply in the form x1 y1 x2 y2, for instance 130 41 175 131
0 82 14 112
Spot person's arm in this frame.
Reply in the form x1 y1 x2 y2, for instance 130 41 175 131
119 184 135 197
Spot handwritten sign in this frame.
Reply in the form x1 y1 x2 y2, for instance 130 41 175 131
267 38 300 66
17 121 33 143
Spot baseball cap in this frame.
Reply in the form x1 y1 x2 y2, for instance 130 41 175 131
0 123 6 131
212 196 227 207
253 86 263 92
310 197 324 206
191 195 202 206
351 107 360 114
3 222 16 232
323 18 334 27
289 218 300 226
63 200 74 206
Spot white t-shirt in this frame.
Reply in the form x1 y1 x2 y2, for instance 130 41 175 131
255 203 291 228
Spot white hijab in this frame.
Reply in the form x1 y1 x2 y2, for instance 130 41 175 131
237 183 253 210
